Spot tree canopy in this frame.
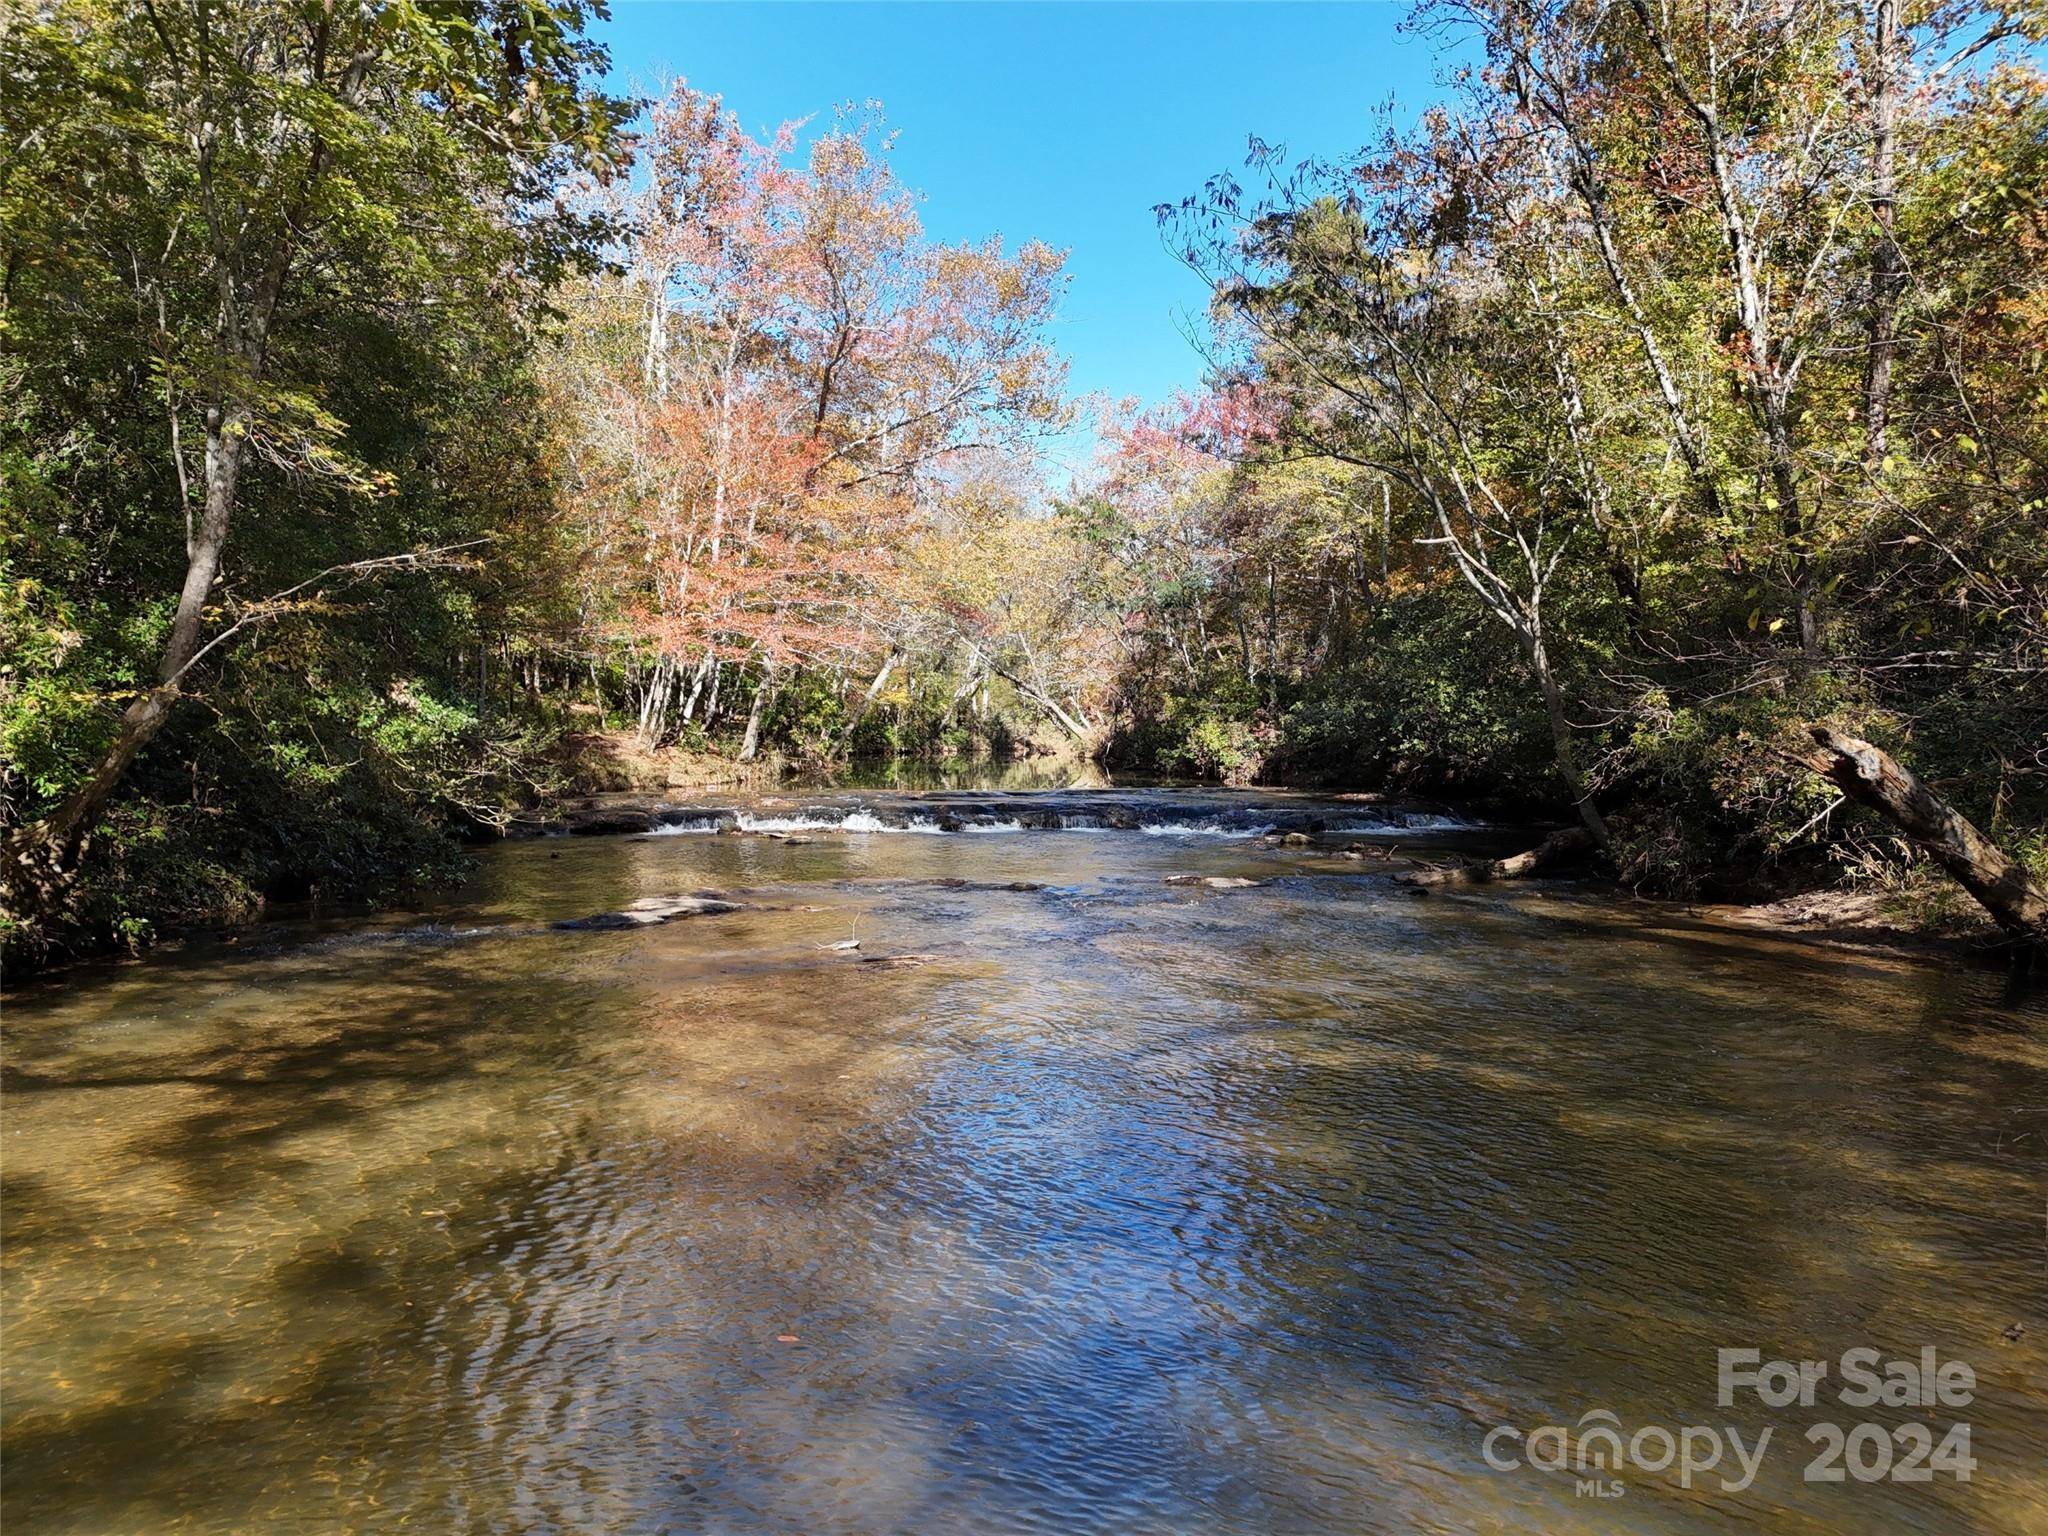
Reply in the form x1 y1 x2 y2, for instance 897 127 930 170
3 0 2044 967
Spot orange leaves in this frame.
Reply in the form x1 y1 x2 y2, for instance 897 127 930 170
550 80 1070 679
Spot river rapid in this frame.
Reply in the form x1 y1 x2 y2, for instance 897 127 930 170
4 775 2044 1534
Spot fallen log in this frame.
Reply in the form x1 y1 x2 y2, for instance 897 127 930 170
1396 825 1596 888
1797 726 2048 947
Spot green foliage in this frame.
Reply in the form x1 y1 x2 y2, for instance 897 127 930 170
1113 594 1559 801
6 0 2044 969
1123 0 2048 912
1 0 625 968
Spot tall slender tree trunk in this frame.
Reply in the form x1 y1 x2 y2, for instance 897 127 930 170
1863 0 1904 469
944 662 985 721
738 658 776 762
680 649 715 724
1379 481 1391 586
1265 561 1279 709
1630 0 1818 656
1524 626 1611 850
846 648 901 737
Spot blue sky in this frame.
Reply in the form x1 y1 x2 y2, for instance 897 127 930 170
599 2 1449 466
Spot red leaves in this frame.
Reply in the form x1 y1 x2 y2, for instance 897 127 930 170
555 82 1067 677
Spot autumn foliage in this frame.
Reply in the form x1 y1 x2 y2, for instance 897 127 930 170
548 83 1068 746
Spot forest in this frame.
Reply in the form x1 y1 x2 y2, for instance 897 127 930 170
3 0 2045 970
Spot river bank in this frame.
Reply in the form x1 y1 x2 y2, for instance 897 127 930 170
540 740 2037 978
8 768 2027 993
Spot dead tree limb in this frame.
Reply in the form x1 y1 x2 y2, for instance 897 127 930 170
2 542 488 945
1797 726 2048 946
1397 825 1597 887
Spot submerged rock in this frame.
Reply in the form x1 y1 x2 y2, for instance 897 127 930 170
554 894 743 930
1164 875 1264 889
859 952 940 970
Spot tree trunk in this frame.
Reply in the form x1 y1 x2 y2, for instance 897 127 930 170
738 658 776 762
680 649 715 725
1523 626 1611 849
1863 0 1904 468
1629 0 1817 656
3 400 252 919
944 664 985 722
704 659 724 728
846 648 901 735
1798 727 2048 945
1399 826 1598 887
1265 561 1279 708
990 664 1095 748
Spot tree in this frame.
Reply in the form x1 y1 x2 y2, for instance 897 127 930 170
1135 0 2046 920
547 84 1070 755
1 0 626 928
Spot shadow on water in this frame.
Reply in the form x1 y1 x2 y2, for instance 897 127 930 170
4 795 2047 1534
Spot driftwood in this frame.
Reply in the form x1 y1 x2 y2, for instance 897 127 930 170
1397 825 1597 887
1797 726 2048 947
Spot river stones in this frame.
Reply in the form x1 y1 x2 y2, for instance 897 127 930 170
1164 875 1264 889
553 894 744 930
564 806 662 836
1334 842 1397 862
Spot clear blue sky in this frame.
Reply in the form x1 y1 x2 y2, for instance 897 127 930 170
598 2 1448 464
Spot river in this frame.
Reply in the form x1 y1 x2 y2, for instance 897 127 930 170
3 778 2044 1533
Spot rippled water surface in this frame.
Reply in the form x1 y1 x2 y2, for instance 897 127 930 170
5 782 2045 1534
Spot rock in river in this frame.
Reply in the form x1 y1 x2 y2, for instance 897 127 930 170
1163 875 1264 889
554 894 744 930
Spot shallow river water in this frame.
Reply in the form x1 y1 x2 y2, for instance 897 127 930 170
4 781 2045 1534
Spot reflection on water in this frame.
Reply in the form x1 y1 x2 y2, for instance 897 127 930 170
4 789 2045 1534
